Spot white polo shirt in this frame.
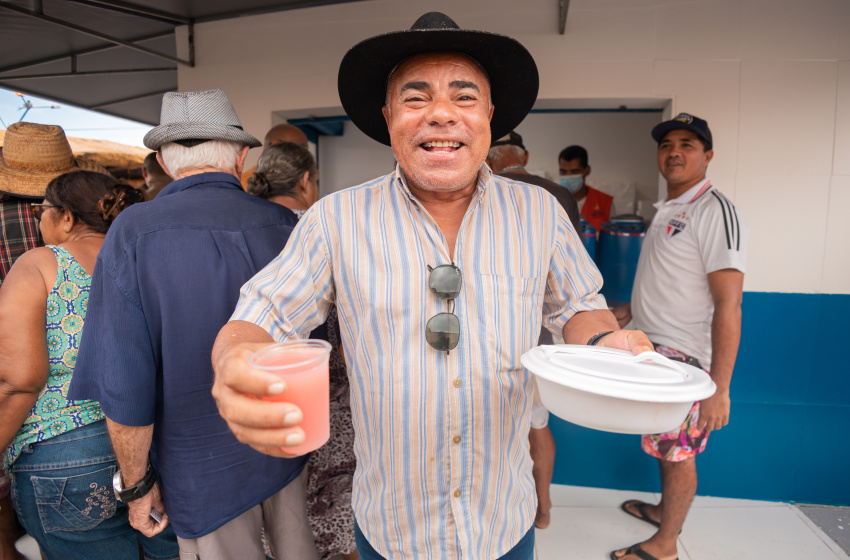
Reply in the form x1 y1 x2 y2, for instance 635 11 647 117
631 179 748 370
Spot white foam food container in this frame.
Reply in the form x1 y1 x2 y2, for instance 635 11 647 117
521 345 716 434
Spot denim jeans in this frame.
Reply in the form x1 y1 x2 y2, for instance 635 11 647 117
10 420 178 560
354 520 535 560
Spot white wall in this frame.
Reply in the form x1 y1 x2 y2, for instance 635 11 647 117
317 121 394 197
176 0 850 295
516 111 662 207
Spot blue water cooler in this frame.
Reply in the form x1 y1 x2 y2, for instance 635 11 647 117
579 217 597 262
597 216 647 305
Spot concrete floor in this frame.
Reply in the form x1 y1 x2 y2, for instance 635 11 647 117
535 485 850 559
799 505 850 556
14 485 850 559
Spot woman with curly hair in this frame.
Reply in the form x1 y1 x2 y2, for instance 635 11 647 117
0 170 178 560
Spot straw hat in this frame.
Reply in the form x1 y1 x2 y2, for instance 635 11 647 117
0 122 106 199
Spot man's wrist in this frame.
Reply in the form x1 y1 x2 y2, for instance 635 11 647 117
118 466 148 487
586 331 615 346
113 462 156 502
708 369 732 391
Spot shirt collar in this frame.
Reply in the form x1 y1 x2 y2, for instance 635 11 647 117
654 178 712 209
158 172 244 197
392 163 491 204
476 163 492 193
392 163 493 213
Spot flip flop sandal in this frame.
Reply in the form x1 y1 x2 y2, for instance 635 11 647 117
610 543 678 560
620 500 661 528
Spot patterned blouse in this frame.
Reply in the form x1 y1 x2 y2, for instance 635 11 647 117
2 246 104 471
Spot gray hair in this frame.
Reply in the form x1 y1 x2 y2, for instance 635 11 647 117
488 144 526 161
160 140 244 178
247 142 316 200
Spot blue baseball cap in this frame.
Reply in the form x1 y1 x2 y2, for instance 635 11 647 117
651 113 713 150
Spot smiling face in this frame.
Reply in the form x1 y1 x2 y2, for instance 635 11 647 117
657 129 713 192
382 52 494 193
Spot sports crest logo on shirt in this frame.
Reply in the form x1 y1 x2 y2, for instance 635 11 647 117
666 212 689 238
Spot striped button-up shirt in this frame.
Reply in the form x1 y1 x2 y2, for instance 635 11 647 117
232 165 606 559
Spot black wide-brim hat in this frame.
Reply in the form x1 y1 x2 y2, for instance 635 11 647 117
338 12 539 146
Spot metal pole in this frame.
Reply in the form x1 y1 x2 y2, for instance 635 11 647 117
90 88 173 108
2 67 174 79
62 0 189 25
559 0 570 35
188 20 195 68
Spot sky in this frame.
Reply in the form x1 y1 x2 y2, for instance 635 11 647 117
0 87 152 148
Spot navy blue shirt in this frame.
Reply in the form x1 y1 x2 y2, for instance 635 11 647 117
69 172 307 538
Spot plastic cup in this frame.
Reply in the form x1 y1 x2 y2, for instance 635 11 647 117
248 339 332 455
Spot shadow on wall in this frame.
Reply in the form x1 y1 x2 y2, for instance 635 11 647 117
551 292 850 506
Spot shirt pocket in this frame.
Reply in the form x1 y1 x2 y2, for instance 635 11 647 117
480 272 545 372
32 465 118 533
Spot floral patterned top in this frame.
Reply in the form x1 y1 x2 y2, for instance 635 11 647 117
2 246 104 471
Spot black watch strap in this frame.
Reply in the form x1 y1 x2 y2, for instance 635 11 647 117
113 462 155 502
587 330 615 346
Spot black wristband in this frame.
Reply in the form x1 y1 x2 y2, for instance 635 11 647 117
113 462 156 503
587 331 615 346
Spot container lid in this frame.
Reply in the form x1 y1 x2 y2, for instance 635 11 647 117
521 345 715 403
601 222 647 234
609 214 645 224
602 214 647 233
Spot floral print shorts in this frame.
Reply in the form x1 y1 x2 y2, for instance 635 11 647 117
640 344 710 462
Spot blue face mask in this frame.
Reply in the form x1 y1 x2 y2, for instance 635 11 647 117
559 174 584 194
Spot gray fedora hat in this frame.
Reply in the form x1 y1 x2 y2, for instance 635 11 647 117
143 89 261 151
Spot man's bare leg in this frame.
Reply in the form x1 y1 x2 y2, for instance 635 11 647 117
613 457 696 560
529 426 555 529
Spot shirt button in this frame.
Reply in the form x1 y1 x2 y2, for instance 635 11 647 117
453 489 462 498
452 435 461 444
453 379 462 388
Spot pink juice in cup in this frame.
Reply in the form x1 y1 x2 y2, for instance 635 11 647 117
248 340 332 455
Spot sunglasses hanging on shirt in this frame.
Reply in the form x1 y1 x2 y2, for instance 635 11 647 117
425 263 462 352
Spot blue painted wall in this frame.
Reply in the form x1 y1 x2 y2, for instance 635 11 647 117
551 292 850 506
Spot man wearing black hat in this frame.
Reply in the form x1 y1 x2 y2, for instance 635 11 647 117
211 13 653 560
611 114 748 560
